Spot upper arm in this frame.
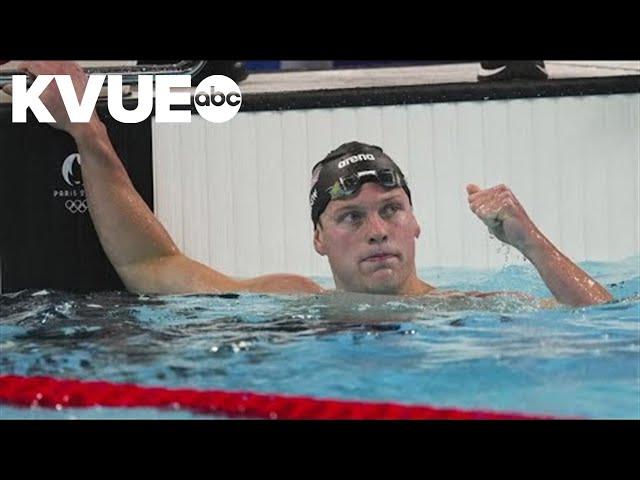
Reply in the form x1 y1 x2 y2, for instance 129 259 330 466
116 254 241 294
116 254 324 295
238 273 325 294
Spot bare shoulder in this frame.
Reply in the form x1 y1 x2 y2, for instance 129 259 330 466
430 289 529 300
448 289 561 308
238 273 325 294
473 291 561 308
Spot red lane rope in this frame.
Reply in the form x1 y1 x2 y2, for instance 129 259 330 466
0 375 557 419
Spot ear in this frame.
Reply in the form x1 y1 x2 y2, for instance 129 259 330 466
313 226 327 256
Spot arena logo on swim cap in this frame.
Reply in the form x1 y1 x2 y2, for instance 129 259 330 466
337 153 375 169
10 74 242 124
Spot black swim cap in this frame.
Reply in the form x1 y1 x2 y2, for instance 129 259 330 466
310 141 412 228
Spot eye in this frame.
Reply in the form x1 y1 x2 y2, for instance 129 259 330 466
338 210 363 224
380 202 401 218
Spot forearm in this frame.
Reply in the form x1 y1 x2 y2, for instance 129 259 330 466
72 119 181 270
521 229 613 307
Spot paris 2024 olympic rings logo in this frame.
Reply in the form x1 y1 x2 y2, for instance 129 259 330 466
65 199 88 213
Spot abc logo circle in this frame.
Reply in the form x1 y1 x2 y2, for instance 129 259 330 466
193 75 242 123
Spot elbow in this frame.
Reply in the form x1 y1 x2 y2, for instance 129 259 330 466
563 291 614 308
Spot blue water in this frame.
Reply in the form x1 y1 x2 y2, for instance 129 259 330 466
1 256 638 419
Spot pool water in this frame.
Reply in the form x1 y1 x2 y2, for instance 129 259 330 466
1 256 638 419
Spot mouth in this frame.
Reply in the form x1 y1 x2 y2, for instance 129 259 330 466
361 252 398 263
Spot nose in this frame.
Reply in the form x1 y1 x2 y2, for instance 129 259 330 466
366 213 389 245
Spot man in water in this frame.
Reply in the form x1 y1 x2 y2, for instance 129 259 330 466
3 61 612 307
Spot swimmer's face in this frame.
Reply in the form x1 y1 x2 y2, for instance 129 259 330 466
314 182 421 294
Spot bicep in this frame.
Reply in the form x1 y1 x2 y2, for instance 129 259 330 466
116 255 324 296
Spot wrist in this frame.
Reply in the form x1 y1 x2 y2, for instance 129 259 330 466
518 226 551 261
69 114 106 145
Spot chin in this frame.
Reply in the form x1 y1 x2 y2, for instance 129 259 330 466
364 285 400 295
363 271 403 294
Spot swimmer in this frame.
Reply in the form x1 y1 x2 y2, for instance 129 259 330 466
2 61 613 307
